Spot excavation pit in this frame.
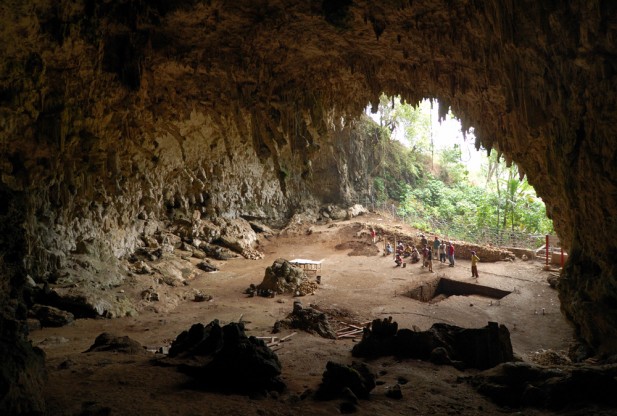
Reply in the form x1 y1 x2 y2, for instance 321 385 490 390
405 277 511 303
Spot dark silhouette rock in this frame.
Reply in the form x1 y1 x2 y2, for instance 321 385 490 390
315 361 376 401
85 333 144 354
30 304 74 327
353 320 514 370
470 361 617 410
166 320 285 394
273 300 336 339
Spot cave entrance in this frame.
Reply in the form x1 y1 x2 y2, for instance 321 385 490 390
405 277 511 303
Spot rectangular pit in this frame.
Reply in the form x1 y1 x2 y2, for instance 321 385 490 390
405 277 511 303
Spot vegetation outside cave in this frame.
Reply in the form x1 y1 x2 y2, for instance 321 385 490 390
362 94 553 248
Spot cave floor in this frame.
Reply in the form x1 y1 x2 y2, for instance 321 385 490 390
31 214 580 416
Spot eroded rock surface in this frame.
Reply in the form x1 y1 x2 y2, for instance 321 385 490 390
1 0 617 412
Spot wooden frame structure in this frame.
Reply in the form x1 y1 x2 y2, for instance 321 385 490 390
289 258 323 276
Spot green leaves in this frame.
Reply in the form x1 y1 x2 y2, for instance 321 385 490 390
364 95 553 241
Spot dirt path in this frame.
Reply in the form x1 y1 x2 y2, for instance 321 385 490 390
31 214 573 416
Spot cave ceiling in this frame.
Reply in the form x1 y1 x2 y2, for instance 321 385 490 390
1 0 617 355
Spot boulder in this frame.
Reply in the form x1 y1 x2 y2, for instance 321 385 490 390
258 258 306 294
352 320 514 370
166 320 285 394
469 361 617 410
85 333 145 354
196 261 219 273
273 300 336 339
346 204 368 219
315 361 376 400
30 304 74 327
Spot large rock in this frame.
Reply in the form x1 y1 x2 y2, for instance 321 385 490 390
315 361 377 401
469 361 617 410
166 320 285 394
30 304 74 327
258 259 306 294
352 319 514 370
85 333 145 354
273 300 336 339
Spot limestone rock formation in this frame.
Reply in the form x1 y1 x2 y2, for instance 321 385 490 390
470 361 617 410
352 319 514 370
273 300 337 339
258 258 306 294
165 320 285 394
315 361 377 401
1 0 617 412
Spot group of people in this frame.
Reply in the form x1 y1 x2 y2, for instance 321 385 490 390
430 235 456 268
377 226 479 277
385 234 462 272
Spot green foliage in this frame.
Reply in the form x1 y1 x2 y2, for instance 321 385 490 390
365 96 554 243
438 145 469 184
357 113 425 203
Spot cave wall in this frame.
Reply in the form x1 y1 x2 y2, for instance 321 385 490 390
1 0 617 412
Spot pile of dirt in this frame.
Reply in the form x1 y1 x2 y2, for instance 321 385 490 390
85 333 146 355
334 241 379 256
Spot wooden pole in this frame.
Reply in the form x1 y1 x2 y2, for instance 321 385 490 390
545 235 549 266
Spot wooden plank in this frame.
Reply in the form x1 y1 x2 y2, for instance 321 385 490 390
336 329 361 337
280 332 297 342
255 336 279 342
337 329 363 338
339 321 364 330
338 332 363 339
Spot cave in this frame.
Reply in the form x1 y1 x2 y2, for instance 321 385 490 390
1 0 617 414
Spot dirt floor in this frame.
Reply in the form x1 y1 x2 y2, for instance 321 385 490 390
31 214 577 416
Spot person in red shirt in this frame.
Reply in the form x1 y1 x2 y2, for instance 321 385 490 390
447 242 455 267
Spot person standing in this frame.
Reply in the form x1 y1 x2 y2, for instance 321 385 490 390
471 251 480 278
432 236 441 260
370 228 376 244
427 247 434 272
439 242 447 263
421 244 429 268
420 234 428 247
447 242 456 267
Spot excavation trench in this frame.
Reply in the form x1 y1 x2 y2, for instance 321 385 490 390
405 277 511 303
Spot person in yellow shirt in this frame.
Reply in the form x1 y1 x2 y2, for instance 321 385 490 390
471 251 480 278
